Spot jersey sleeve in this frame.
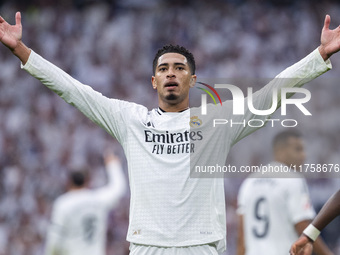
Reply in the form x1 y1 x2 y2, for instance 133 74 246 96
44 200 65 255
95 160 127 210
286 178 316 224
230 48 332 145
21 51 135 144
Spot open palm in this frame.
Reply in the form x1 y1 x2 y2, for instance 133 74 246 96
0 12 22 51
320 15 340 59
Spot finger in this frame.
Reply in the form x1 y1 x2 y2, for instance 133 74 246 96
289 246 296 255
15 11 21 26
297 248 305 255
323 14 331 30
0 15 5 23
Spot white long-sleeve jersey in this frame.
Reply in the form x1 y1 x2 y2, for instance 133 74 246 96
237 162 316 255
44 160 126 255
22 48 331 253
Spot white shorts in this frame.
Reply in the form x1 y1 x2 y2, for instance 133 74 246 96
129 243 219 255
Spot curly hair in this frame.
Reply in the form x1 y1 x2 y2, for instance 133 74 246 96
153 44 196 75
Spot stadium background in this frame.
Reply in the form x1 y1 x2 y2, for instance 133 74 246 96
0 0 339 254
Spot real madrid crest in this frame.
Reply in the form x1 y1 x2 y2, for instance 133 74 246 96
190 116 202 128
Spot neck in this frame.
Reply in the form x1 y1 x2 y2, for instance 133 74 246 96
69 185 86 191
158 100 189 112
274 156 289 167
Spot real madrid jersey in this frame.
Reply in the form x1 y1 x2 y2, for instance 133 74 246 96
237 162 316 255
22 48 331 253
44 161 126 255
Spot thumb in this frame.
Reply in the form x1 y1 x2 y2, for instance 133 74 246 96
323 14 331 31
15 12 21 26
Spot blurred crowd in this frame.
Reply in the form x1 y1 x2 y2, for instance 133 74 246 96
0 0 340 254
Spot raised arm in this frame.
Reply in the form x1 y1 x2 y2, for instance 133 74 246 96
96 149 127 209
0 12 30 64
318 15 340 61
290 189 340 255
1 12 134 144
230 15 340 146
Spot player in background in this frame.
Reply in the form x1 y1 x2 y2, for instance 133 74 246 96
237 130 334 255
44 150 127 255
1 12 340 255
290 189 340 255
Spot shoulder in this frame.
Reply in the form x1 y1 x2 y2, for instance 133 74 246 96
54 190 91 207
238 176 256 199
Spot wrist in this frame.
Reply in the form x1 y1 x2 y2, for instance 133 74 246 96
303 224 321 242
318 45 331 61
12 41 31 65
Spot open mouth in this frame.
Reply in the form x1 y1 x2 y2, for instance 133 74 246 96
164 82 179 89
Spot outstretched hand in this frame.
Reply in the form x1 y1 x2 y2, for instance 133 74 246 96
0 12 22 51
319 15 340 60
290 235 313 255
104 147 121 166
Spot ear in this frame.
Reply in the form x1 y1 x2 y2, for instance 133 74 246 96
151 76 157 90
189 75 197 88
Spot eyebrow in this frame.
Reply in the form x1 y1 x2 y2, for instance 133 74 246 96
157 62 187 68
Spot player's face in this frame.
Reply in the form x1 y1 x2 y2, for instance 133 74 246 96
152 53 196 110
284 137 306 167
